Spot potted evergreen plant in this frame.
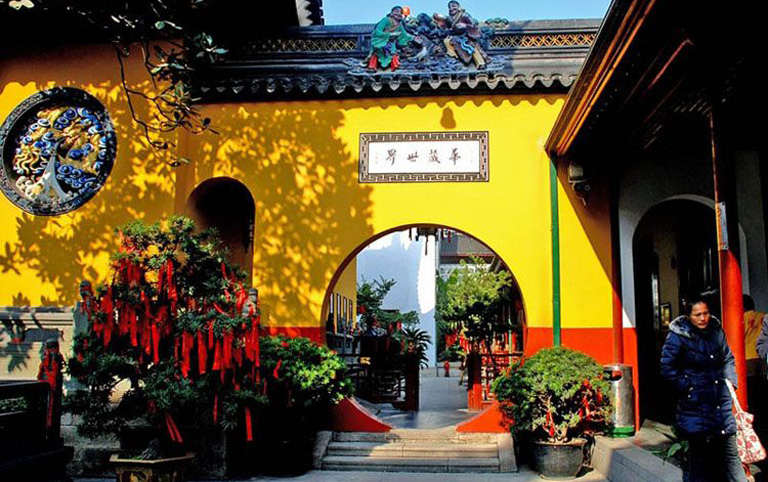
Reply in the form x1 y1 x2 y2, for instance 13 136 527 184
491 347 612 479
65 217 266 479
65 216 354 478
254 336 353 475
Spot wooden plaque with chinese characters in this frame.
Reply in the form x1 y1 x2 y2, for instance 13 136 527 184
359 131 489 183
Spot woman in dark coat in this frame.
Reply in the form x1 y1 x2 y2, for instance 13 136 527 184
660 299 746 481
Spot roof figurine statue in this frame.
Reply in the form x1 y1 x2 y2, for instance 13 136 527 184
366 6 416 72
433 1 489 69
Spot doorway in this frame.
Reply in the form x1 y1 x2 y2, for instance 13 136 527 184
633 199 718 423
187 177 256 278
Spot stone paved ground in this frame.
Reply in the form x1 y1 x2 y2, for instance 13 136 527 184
74 466 609 481
374 364 472 429
73 365 612 481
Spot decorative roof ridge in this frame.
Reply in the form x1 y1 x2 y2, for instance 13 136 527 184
194 17 601 101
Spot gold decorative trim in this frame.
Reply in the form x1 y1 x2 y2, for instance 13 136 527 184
491 33 596 49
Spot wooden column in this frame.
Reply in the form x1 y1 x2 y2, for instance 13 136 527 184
709 108 748 407
403 353 420 411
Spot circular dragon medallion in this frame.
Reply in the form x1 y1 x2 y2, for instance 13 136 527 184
0 87 117 215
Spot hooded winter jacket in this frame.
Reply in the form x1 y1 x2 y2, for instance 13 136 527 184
660 316 737 436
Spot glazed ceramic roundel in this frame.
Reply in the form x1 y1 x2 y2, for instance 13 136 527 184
0 87 117 215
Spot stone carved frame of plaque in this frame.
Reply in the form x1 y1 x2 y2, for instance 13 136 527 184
359 131 489 183
0 87 117 216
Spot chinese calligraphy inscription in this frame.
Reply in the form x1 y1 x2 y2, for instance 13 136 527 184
359 131 488 183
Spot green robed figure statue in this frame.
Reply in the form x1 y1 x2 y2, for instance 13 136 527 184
367 6 415 72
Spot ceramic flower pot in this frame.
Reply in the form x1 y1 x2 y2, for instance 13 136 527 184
533 438 587 480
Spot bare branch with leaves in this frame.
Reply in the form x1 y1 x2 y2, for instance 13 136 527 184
2 0 225 166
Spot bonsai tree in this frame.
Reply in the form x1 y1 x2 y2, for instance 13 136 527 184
66 216 265 456
258 335 353 426
491 347 612 443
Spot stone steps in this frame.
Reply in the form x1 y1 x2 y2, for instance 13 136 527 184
327 441 498 458
322 455 501 473
317 429 516 473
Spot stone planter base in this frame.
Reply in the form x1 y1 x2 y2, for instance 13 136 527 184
533 438 587 480
110 452 195 482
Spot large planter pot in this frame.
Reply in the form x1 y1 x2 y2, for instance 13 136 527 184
256 433 315 476
110 452 195 482
533 438 587 480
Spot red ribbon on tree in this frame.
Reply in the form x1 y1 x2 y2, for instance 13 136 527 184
244 407 253 441
198 331 208 374
223 331 233 370
37 341 62 429
181 331 193 378
546 410 555 438
165 413 183 443
151 323 160 364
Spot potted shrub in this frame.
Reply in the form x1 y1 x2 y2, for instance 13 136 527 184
491 347 612 479
65 217 265 479
254 335 353 475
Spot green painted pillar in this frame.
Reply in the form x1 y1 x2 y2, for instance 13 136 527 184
550 159 562 347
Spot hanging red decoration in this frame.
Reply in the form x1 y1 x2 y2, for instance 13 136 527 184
70 218 263 447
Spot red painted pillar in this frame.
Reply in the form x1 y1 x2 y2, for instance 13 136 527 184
467 352 483 411
710 109 747 408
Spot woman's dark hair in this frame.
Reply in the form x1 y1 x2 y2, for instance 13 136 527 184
743 295 755 312
685 298 709 316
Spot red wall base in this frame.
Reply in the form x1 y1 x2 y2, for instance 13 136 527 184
526 327 640 429
456 401 508 433
262 326 324 344
328 398 392 432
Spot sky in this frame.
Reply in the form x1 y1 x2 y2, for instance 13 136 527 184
323 0 613 25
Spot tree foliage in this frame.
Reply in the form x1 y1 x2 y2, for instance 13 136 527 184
356 277 418 335
399 326 431 368
2 0 224 166
259 336 353 416
65 216 262 443
437 257 512 351
491 347 612 443
65 217 353 454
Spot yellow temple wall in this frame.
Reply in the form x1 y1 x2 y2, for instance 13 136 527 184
0 43 616 364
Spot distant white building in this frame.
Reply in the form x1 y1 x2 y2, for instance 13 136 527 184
357 230 438 366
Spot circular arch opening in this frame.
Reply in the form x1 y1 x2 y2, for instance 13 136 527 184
187 177 255 280
322 223 527 361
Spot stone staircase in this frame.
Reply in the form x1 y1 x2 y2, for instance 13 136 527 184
315 427 516 473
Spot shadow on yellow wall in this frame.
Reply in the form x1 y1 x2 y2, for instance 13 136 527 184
178 102 375 328
0 43 189 374
180 94 565 331
0 44 180 308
